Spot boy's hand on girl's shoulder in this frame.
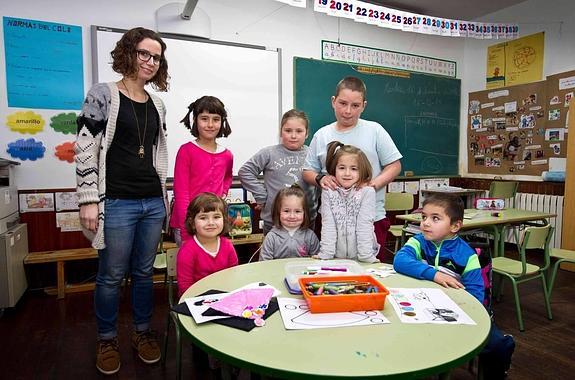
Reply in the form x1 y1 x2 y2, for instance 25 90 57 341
320 174 339 190
433 272 465 290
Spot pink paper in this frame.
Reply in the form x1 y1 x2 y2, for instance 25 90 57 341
210 288 274 319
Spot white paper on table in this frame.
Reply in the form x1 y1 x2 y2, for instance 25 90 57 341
366 265 396 278
277 298 389 330
387 288 476 325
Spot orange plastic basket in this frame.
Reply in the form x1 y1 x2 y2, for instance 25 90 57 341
298 275 389 313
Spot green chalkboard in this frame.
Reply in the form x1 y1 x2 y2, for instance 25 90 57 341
294 57 461 176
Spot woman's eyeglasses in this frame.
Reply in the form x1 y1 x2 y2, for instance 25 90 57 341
136 50 162 65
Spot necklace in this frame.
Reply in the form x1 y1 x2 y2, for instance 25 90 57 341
121 79 148 159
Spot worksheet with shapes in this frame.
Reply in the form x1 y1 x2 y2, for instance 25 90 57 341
277 298 390 330
388 288 476 324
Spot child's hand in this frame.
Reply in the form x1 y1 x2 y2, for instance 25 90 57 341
311 254 321 260
433 272 465 290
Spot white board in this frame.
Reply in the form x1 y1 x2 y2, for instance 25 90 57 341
93 26 281 177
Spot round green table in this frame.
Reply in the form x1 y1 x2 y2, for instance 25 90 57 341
179 258 491 379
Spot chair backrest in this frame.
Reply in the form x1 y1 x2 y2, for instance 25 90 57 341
166 248 178 277
521 225 553 250
489 181 518 206
166 247 179 307
518 224 554 273
385 192 414 213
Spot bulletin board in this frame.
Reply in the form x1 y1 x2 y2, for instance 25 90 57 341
545 70 575 152
467 69 572 176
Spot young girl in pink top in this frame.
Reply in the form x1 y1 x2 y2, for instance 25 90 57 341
177 193 238 296
170 96 233 245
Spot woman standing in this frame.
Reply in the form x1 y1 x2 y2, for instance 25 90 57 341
75 27 169 375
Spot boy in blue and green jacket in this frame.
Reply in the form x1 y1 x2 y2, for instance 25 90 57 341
394 193 514 379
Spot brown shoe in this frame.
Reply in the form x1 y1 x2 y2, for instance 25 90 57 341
96 338 121 375
131 329 161 364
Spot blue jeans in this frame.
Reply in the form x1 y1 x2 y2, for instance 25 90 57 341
95 197 166 339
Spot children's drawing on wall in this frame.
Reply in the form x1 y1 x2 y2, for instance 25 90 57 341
19 193 55 213
522 150 532 161
469 100 481 114
277 298 389 330
548 109 560 121
491 145 503 157
504 100 517 114
505 112 518 126
486 157 501 167
564 92 573 107
388 288 475 325
522 93 537 105
470 114 482 129
549 95 560 105
56 212 82 232
545 128 565 141
5 111 45 134
550 143 561 155
519 114 535 129
55 191 79 211
504 135 521 160
535 150 545 159
6 138 46 161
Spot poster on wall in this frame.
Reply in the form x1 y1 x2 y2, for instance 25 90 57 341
3 16 83 110
506 32 544 86
485 32 544 89
486 43 506 89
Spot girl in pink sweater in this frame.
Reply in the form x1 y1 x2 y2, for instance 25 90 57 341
170 96 233 244
177 193 238 296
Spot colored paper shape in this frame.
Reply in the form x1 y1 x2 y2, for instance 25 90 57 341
6 138 46 161
6 111 45 134
50 112 77 134
209 288 274 320
54 141 75 163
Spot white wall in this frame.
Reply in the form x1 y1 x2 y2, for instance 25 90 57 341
0 0 468 190
459 0 575 180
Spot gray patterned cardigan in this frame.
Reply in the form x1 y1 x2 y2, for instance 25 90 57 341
74 82 169 249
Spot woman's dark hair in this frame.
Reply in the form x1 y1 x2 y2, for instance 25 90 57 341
111 27 169 92
180 96 232 138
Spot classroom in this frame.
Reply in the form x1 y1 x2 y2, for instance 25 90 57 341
0 0 574 379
